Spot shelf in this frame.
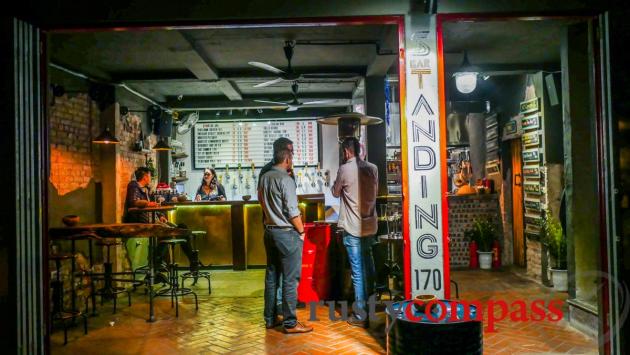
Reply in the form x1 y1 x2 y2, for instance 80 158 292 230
447 144 469 149
171 153 189 160
386 159 402 162
172 176 188 182
386 145 401 149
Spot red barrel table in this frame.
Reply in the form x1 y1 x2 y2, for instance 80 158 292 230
298 222 332 303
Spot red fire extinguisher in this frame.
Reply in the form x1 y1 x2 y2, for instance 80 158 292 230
492 240 501 268
469 240 478 269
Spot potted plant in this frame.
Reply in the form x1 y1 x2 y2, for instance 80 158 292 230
541 211 567 291
464 218 496 270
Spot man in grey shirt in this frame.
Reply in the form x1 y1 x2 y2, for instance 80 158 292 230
258 148 313 334
332 137 378 328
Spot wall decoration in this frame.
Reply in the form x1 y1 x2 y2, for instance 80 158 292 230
523 166 540 178
486 139 499 152
520 97 540 114
486 160 501 176
524 181 541 194
523 149 540 163
522 131 540 146
486 125 498 140
502 115 522 141
522 114 540 130
525 214 543 226
524 198 541 211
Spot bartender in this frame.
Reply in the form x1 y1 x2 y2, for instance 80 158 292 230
195 168 226 201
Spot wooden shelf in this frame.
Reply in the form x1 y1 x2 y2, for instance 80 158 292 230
172 176 188 182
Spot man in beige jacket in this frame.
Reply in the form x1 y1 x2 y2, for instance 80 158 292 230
332 137 378 328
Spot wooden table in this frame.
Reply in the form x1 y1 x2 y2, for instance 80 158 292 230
49 223 188 322
127 206 177 224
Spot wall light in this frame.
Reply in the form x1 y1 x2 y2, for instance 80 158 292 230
453 51 479 94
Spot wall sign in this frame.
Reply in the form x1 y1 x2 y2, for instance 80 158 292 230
523 149 540 163
502 115 522 141
522 114 540 130
522 132 540 147
524 198 541 211
404 16 446 299
524 181 542 194
520 97 540 114
523 166 540 178
192 120 318 169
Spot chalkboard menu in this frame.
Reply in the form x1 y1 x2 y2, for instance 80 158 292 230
192 120 319 169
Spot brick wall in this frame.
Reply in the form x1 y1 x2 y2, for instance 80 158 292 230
448 194 503 267
115 112 156 222
526 238 543 279
49 93 101 195
48 93 104 312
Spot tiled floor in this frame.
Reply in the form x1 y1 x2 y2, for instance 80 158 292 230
51 268 598 354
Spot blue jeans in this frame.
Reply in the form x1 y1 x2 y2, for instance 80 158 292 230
264 228 303 328
343 232 376 320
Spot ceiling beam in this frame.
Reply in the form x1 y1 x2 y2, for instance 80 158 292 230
174 31 243 101
214 79 243 101
165 92 352 107
366 54 396 77
198 107 348 120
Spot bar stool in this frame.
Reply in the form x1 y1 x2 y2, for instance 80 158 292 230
50 253 88 345
181 231 211 294
93 239 132 314
155 239 198 317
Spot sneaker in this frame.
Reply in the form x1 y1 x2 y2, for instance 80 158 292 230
283 321 313 334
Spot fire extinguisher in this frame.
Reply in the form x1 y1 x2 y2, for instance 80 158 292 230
492 240 501 268
469 240 478 269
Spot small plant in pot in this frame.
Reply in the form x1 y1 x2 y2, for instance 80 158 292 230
464 217 496 270
541 211 567 292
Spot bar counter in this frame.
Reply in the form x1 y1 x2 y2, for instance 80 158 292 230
158 194 324 270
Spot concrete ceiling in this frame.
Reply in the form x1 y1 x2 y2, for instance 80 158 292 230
49 24 398 110
443 19 580 74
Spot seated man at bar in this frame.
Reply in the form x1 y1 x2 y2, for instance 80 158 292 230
332 137 378 328
259 148 312 333
123 167 197 271
195 168 226 201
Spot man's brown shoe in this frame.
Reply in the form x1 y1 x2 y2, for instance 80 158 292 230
283 321 313 334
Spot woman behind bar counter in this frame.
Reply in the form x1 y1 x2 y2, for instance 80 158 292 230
195 168 226 201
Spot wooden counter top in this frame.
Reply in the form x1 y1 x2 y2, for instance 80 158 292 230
166 193 324 206
49 223 189 239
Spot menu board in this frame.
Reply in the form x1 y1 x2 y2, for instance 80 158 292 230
192 120 318 169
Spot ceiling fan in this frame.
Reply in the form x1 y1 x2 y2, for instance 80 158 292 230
248 40 355 88
254 82 335 111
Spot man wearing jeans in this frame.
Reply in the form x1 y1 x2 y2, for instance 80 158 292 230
258 148 313 333
332 137 378 328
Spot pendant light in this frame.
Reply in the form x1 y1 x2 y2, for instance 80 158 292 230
151 137 171 151
92 126 120 144
453 51 479 94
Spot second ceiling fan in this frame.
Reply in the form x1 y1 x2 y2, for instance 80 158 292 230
255 81 335 111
